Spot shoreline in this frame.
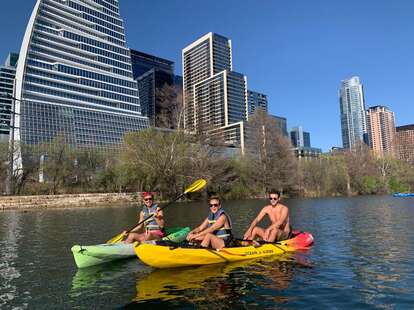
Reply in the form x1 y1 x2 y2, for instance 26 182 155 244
0 193 138 211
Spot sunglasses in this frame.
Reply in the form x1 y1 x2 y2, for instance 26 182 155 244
144 198 153 201
269 197 279 201
209 203 220 208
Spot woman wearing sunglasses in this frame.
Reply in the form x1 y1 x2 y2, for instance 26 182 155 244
243 189 291 243
186 195 232 249
124 192 165 243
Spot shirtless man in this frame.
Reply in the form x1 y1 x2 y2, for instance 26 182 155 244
243 190 291 242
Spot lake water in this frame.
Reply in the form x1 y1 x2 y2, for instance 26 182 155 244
1 196 413 309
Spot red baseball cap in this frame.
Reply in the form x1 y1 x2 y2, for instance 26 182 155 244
142 192 153 198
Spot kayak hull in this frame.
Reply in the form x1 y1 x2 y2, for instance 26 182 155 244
135 231 314 269
72 227 190 268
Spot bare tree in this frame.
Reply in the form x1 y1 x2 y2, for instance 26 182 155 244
246 110 299 196
155 83 184 129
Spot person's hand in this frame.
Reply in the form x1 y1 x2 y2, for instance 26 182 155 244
186 232 194 241
264 227 273 240
243 231 251 240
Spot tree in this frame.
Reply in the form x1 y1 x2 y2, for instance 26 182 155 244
121 128 201 198
246 110 299 196
155 83 184 129
39 135 75 195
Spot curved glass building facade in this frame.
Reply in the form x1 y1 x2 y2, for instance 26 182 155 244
13 0 148 155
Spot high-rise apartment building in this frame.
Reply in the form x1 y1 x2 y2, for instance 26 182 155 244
13 0 148 161
130 49 175 126
290 126 311 148
339 76 368 149
0 53 18 141
366 105 397 157
396 124 414 165
182 33 248 150
248 90 268 115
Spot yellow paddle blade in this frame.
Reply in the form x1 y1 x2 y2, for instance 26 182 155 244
184 179 207 194
106 232 126 244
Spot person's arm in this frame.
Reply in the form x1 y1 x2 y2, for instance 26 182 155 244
154 208 164 229
187 218 209 240
271 206 289 230
193 215 226 238
129 211 144 233
243 208 267 238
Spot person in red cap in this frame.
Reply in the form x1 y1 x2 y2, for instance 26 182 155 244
124 191 165 243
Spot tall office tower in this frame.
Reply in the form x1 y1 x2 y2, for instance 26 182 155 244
130 49 175 126
366 105 397 157
183 33 248 130
396 124 414 165
13 0 148 160
0 53 18 141
270 115 288 137
339 76 368 149
183 33 248 151
248 90 268 115
290 126 311 148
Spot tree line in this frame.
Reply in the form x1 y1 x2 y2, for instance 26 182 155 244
1 111 412 198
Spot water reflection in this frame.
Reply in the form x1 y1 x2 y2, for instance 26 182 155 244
0 212 26 308
129 254 312 308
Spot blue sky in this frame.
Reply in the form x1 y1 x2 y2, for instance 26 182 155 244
1 0 413 151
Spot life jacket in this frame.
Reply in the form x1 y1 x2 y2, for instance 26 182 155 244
142 203 162 231
207 208 232 239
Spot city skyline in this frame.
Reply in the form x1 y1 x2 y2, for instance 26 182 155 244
1 1 414 151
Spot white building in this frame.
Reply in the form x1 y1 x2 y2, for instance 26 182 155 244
339 76 368 149
182 33 248 151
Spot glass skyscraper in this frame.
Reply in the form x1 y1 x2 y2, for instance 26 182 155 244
290 126 311 148
13 0 148 161
339 76 368 149
0 53 18 142
247 90 268 115
130 49 175 126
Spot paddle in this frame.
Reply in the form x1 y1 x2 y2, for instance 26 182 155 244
107 179 207 244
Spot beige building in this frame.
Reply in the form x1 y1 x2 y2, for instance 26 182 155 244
182 33 248 153
366 106 397 157
396 124 414 164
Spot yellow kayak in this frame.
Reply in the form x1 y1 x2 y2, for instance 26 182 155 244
135 231 314 269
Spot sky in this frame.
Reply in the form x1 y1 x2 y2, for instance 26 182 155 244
1 0 413 151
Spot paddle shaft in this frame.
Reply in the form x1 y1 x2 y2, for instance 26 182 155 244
126 192 186 234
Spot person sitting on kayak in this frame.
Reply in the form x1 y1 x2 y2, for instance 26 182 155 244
243 189 291 243
124 192 165 243
186 195 232 249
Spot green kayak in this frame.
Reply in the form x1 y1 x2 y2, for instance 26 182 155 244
71 227 190 268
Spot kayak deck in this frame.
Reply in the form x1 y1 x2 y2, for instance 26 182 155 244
72 227 190 268
135 231 314 269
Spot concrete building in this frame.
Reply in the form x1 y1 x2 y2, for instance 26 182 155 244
248 90 268 115
182 33 248 151
13 0 149 167
366 105 397 158
294 146 322 159
339 76 368 149
0 53 18 142
396 124 414 165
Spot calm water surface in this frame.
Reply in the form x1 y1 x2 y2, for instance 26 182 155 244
1 196 414 309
